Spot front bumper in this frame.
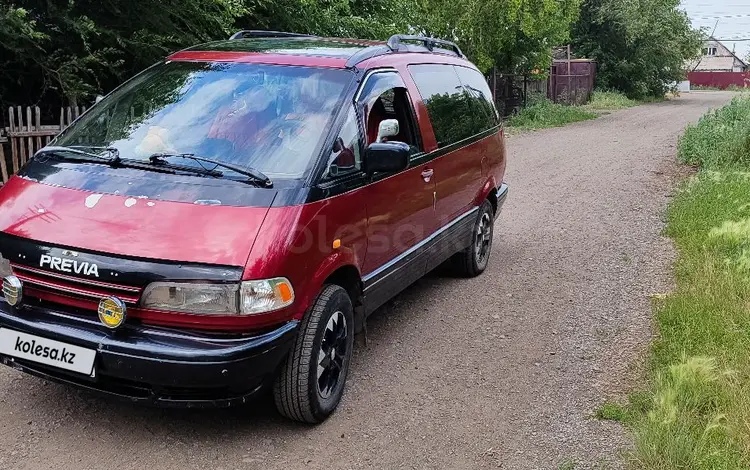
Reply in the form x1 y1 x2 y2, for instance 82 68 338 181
0 303 298 407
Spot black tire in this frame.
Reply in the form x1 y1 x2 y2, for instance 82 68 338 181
451 200 494 277
273 284 354 423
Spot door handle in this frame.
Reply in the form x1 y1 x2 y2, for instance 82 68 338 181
421 168 434 183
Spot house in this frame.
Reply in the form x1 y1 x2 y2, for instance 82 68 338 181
691 37 748 72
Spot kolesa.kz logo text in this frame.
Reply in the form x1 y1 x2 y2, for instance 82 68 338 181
14 336 76 364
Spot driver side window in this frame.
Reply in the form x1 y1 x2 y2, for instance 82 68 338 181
322 105 361 180
360 73 422 154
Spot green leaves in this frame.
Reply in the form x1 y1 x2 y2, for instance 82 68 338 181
571 0 704 99
412 0 580 73
0 0 412 107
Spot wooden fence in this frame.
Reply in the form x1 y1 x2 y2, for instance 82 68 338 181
0 106 86 183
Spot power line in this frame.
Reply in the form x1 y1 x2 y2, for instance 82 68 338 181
692 14 750 19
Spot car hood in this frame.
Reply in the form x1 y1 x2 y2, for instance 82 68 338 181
0 177 273 266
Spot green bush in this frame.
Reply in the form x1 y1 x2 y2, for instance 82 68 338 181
678 97 750 169
506 99 597 130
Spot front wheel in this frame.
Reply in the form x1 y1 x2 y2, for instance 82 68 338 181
273 284 354 423
450 200 494 277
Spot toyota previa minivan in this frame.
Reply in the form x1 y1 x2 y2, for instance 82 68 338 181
0 31 507 423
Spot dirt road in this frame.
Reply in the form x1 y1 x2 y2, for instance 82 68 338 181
0 92 735 470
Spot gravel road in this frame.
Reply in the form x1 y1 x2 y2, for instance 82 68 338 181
0 92 735 470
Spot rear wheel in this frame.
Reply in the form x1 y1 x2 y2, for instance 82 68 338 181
273 284 354 423
451 200 494 277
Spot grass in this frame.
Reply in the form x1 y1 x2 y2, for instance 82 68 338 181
506 91 659 130
584 90 642 110
678 97 750 168
604 96 750 469
506 99 597 130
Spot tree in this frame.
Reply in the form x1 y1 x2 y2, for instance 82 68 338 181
1 0 248 108
571 0 704 99
412 0 581 73
0 0 411 109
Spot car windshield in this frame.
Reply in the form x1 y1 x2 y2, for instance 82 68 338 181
54 61 353 180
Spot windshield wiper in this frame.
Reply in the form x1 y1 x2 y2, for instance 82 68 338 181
35 146 120 165
68 145 120 163
149 153 273 188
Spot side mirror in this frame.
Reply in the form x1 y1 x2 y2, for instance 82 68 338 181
364 141 410 174
376 119 399 143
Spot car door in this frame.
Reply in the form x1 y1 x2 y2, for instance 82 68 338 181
408 64 497 226
357 70 436 313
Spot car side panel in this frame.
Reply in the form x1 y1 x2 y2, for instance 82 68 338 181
473 129 507 207
243 190 368 322
431 142 485 225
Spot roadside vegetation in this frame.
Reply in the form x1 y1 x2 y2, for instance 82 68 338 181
584 90 641 110
506 98 597 130
679 97 750 168
597 96 750 469
507 90 660 130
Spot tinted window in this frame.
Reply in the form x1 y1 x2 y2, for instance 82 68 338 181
455 66 499 129
409 64 497 148
55 62 352 179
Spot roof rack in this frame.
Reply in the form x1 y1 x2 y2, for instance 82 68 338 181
229 30 315 40
386 35 463 57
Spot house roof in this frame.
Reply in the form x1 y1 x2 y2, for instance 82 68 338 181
707 36 748 67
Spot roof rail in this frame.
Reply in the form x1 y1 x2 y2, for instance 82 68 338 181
229 30 315 40
386 35 463 57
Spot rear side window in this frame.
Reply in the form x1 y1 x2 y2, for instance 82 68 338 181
409 64 498 148
454 66 499 128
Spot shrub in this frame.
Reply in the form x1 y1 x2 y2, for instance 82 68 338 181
678 97 750 169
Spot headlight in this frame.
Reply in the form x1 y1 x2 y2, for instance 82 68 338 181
140 278 294 315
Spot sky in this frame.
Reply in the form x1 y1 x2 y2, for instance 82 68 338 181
680 0 750 62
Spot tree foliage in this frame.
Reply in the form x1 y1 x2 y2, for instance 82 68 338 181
412 0 581 73
0 0 409 108
571 0 704 99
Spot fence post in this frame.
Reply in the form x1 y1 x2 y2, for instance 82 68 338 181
523 75 528 107
16 106 25 172
0 140 7 183
26 106 33 163
9 107 18 173
35 107 42 151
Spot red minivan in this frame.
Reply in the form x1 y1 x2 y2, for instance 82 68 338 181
0 31 507 423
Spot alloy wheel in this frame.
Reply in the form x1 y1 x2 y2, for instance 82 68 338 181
316 310 348 399
475 212 493 266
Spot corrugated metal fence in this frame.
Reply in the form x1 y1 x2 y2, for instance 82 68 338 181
549 60 596 105
688 71 750 89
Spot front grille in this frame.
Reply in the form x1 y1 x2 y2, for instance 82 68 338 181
10 263 142 307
